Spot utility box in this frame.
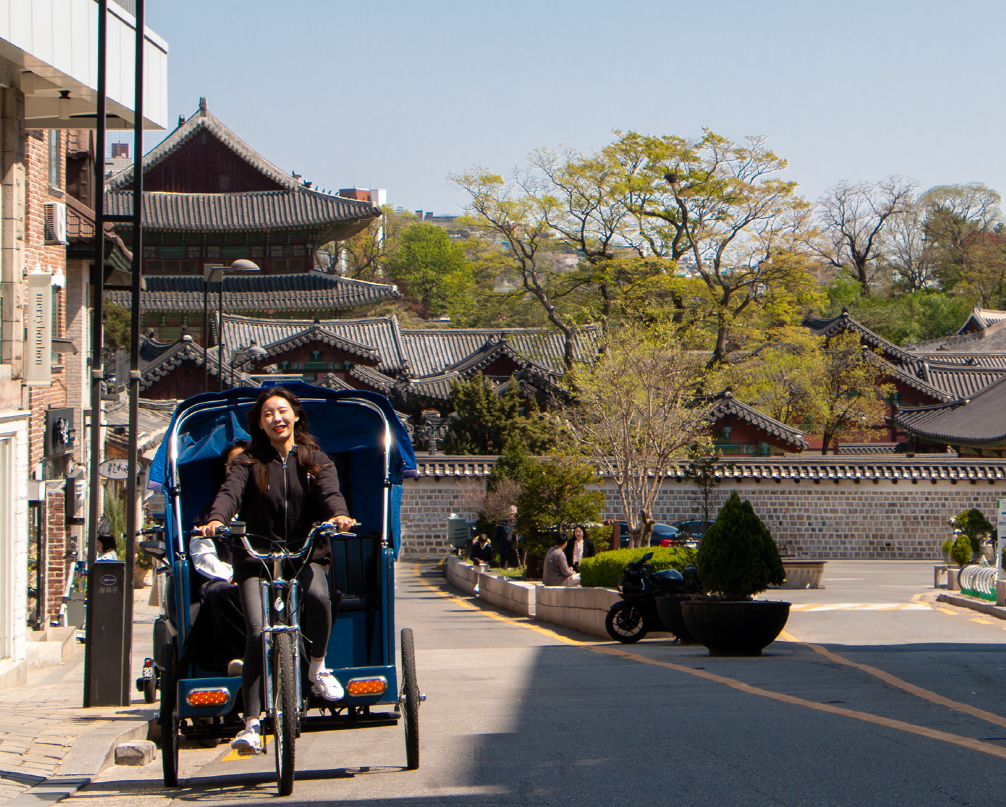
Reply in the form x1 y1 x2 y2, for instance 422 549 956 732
86 561 127 706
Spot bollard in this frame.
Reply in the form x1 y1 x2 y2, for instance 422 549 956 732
998 577 1006 607
948 568 960 591
85 561 128 706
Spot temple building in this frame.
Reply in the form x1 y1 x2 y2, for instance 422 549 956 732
104 98 396 341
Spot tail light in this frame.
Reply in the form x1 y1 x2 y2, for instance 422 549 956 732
346 677 387 697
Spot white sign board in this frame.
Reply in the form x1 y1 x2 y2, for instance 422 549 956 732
997 499 1006 569
24 271 51 387
98 459 130 480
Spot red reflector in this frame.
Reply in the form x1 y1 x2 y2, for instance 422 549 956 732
346 677 387 696
186 688 230 707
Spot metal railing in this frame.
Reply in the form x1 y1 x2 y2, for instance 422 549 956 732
959 564 999 602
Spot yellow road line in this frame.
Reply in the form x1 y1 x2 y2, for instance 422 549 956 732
970 618 995 624
937 607 958 616
420 567 1006 761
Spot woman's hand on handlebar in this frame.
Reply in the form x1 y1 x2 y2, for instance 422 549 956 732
197 520 225 536
326 515 356 533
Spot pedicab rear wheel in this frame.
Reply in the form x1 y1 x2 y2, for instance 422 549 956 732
401 627 420 770
272 632 297 796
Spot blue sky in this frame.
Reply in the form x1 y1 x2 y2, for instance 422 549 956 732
139 0 1005 216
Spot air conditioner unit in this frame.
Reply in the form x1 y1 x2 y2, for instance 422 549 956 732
44 201 68 245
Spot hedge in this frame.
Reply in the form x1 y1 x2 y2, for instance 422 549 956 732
579 546 696 589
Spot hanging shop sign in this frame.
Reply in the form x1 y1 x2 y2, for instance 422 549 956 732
25 271 52 387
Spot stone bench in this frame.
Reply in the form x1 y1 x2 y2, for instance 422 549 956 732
535 586 623 638
478 574 538 617
444 555 479 595
772 560 826 589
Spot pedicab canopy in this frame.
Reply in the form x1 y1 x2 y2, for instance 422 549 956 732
148 383 417 559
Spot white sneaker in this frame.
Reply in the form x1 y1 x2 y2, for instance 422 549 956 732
311 668 345 701
230 725 261 753
227 659 243 677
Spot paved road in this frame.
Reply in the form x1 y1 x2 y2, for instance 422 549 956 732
65 560 1006 807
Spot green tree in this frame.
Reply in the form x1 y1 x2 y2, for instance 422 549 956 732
516 455 604 556
696 491 785 600
386 222 474 317
608 129 817 364
563 323 709 548
441 373 557 456
103 302 131 348
322 207 416 281
953 508 993 557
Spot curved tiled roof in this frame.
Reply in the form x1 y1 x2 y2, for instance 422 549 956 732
803 313 914 362
107 272 399 313
105 190 379 234
401 372 462 403
917 361 1004 400
260 324 381 365
222 315 407 374
348 364 395 394
138 337 250 392
705 394 809 449
957 307 1006 334
862 351 954 403
414 454 1006 481
894 375 1006 447
314 374 355 391
400 325 601 376
108 99 302 192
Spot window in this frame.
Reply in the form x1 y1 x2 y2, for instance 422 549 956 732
48 131 60 188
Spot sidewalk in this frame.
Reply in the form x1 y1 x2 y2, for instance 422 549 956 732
0 585 160 805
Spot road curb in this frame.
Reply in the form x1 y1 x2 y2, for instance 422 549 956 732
2 710 157 807
936 593 1006 619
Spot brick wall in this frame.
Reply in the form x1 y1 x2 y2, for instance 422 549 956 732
43 485 70 622
399 460 1005 560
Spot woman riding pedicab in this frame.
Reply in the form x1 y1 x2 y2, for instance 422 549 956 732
197 387 355 753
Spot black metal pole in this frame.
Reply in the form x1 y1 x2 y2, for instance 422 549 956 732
83 0 107 708
122 0 144 706
218 279 224 391
203 278 208 392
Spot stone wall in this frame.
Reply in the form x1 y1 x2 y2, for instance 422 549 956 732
399 456 1006 560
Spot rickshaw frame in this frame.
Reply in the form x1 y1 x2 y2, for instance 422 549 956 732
149 384 419 792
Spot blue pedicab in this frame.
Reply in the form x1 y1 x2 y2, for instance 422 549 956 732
142 384 420 796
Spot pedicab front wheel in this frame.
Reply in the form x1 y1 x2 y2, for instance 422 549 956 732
401 627 420 770
272 632 297 796
159 642 180 787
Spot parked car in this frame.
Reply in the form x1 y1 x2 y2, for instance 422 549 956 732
672 519 714 547
618 521 681 548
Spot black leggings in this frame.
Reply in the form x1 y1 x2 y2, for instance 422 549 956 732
238 563 332 716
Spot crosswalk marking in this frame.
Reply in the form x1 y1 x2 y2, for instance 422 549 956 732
789 603 931 612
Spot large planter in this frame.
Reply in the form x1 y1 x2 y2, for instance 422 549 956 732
681 599 791 656
654 595 696 644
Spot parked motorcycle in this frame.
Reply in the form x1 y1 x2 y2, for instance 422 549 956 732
604 553 700 643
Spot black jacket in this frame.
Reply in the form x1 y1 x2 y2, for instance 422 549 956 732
563 538 595 569
206 446 350 581
470 540 494 565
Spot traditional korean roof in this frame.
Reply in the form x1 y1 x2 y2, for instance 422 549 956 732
221 315 408 374
258 323 381 365
314 374 355 391
105 398 176 455
64 195 134 281
908 318 1006 358
108 98 306 193
105 189 378 240
106 272 399 313
957 307 1006 334
138 335 250 392
413 454 1006 482
348 364 395 394
914 360 1005 400
444 334 560 379
704 392 809 450
400 372 463 403
400 325 601 377
803 312 914 362
862 351 955 403
894 376 1006 447
836 443 908 455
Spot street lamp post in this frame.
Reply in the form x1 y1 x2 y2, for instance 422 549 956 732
231 340 268 387
204 260 260 391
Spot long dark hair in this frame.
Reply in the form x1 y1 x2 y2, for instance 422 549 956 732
240 388 326 495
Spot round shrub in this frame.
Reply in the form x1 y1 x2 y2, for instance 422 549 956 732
696 491 785 600
952 533 972 566
579 546 696 589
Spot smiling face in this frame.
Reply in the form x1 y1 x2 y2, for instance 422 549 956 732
574 526 585 541
259 395 299 450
